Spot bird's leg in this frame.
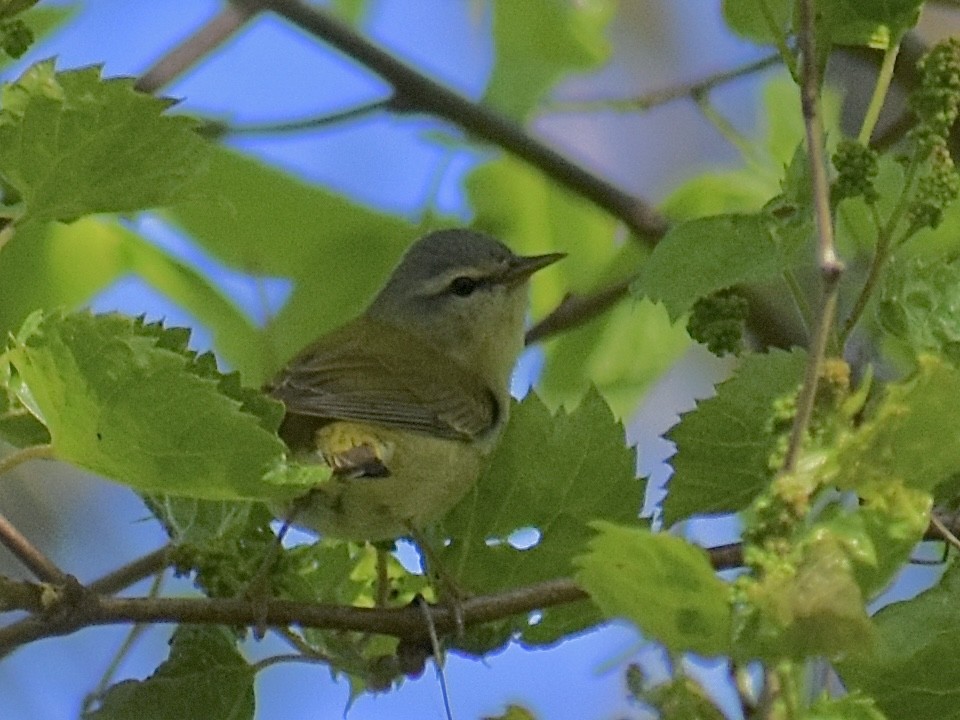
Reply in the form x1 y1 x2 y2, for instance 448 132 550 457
371 541 393 607
405 523 466 638
243 493 313 639
414 595 455 719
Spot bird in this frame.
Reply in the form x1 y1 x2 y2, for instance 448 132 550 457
266 228 564 541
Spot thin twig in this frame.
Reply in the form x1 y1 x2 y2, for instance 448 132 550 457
87 546 173 595
930 513 960 552
0 512 67 584
858 40 903 145
136 4 257 93
839 229 889 345
781 0 844 474
525 277 633 345
272 626 333 661
242 0 668 241
216 98 393 136
417 596 454 720
0 443 54 478
252 652 331 672
82 571 165 716
546 53 781 113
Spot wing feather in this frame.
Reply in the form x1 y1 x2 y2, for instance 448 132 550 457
268 318 497 441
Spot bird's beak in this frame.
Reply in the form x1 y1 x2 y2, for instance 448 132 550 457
501 252 566 286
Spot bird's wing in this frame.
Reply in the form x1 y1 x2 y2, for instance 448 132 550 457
267 318 498 441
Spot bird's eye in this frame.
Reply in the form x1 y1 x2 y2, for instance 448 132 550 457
449 276 480 297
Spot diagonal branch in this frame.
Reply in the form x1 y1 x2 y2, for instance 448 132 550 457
525 276 634 345
238 0 668 242
0 511 67 584
547 53 781 114
136 3 257 93
87 546 173 595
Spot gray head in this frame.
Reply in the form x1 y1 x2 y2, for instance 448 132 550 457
366 229 563 388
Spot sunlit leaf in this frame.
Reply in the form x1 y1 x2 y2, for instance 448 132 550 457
485 0 614 119
575 521 731 655
0 61 209 223
7 311 287 500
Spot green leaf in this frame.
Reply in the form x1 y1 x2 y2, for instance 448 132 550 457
0 369 48 447
0 0 38 20
821 0 923 49
484 706 538 720
85 626 254 720
807 694 888 720
722 0 792 45
147 496 262 547
166 146 415 385
662 170 779 218
837 561 960 720
0 5 75 71
0 218 129 339
329 0 370 24
0 404 47 446
0 61 210 223
538 293 689 419
282 543 430 694
736 530 874 660
823 481 931 598
438 389 642 645
628 668 728 720
0 216 259 368
634 213 808 322
877 255 960 364
833 355 960 493
575 521 731 656
7 310 287 500
724 0 922 49
484 0 614 120
663 348 807 524
467 155 689 416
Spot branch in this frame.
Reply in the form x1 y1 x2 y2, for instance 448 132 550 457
546 53 781 114
0 546 172 659
0 443 53 477
781 0 844 473
239 0 668 242
136 3 257 93
0 578 588 655
10 508 960 659
87 546 173 595
0 575 46 612
0 538 744 655
525 277 633 345
0 511 68 584
211 98 393 137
